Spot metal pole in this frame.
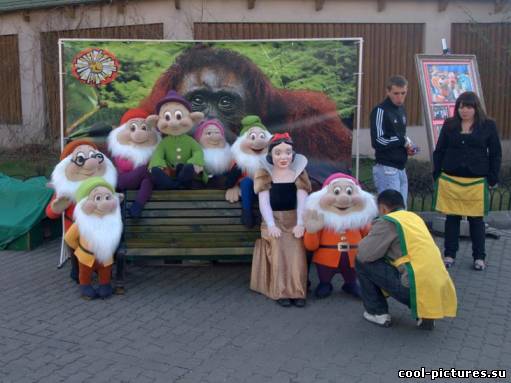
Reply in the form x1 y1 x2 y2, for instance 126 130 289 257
57 39 68 268
355 38 364 181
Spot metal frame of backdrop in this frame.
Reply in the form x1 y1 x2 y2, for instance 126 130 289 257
57 37 364 267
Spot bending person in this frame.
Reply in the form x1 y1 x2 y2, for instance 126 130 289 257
356 190 457 330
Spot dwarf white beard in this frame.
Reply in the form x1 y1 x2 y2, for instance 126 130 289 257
107 125 159 168
203 145 232 175
305 188 378 232
50 155 118 200
50 157 81 201
73 199 123 264
230 136 268 179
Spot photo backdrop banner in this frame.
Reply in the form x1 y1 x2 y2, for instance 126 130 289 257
60 38 362 183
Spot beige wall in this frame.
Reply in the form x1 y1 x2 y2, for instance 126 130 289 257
0 0 509 160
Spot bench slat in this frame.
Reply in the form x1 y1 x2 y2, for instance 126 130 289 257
126 190 227 201
125 217 252 225
125 225 260 233
126 231 260 240
138 209 242 218
125 247 254 256
125 239 256 248
142 201 242 209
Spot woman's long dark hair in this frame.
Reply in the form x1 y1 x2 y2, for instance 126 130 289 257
453 91 487 126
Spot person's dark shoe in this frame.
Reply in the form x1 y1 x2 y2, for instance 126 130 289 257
314 282 333 299
293 299 306 308
80 285 97 300
417 318 435 330
342 281 362 298
276 299 292 307
98 283 113 299
473 259 486 271
129 201 143 218
363 311 392 327
241 209 255 228
444 256 455 269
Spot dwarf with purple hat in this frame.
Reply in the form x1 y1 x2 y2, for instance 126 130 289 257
303 173 378 299
194 118 242 189
148 90 207 188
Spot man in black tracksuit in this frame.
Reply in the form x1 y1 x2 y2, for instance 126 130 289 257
370 75 416 205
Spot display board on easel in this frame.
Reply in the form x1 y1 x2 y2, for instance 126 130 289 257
415 54 484 157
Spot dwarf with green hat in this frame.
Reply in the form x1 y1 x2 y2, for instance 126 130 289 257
227 115 272 227
64 177 122 300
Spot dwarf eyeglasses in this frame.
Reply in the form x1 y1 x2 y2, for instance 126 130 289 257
71 152 104 167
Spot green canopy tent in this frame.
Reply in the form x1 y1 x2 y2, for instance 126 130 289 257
0 173 54 250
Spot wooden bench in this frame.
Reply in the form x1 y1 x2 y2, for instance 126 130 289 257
115 189 260 291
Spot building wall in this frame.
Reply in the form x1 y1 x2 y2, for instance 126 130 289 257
0 0 509 161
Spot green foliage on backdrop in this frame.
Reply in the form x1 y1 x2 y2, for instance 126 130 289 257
63 39 359 137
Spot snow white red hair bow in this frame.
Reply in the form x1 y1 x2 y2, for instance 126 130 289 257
270 132 292 142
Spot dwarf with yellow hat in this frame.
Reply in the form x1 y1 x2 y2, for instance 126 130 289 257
64 177 122 300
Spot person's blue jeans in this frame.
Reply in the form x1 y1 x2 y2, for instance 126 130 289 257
240 177 255 212
372 164 408 207
355 258 410 315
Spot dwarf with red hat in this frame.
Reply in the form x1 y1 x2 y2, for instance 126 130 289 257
303 173 377 299
193 119 241 189
147 90 206 189
46 139 117 282
108 108 160 217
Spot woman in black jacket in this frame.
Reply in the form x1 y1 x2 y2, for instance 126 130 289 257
433 91 502 270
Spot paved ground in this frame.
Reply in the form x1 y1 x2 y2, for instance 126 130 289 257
1 232 510 383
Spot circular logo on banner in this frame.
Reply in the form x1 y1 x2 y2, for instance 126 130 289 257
71 48 120 86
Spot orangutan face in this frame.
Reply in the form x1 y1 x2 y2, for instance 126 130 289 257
152 102 204 136
178 68 246 143
81 186 117 217
199 125 226 149
65 145 107 181
240 127 270 155
117 118 159 147
319 180 366 216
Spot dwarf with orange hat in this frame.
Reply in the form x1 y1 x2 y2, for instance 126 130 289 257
46 139 117 282
303 173 377 299
107 108 160 217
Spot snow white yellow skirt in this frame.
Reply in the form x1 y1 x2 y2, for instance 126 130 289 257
433 173 489 217
250 210 307 300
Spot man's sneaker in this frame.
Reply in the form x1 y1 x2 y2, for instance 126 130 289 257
417 318 435 330
363 311 392 327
